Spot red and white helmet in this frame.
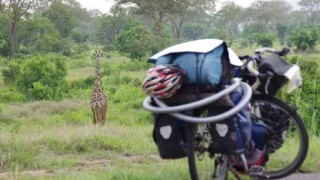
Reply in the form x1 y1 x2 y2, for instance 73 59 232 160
142 65 185 98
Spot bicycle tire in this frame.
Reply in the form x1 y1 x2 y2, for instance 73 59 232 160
186 123 228 180
251 95 309 179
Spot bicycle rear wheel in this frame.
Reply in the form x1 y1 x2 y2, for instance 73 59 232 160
250 96 309 179
186 123 228 180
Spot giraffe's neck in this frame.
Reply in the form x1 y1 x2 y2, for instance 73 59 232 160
94 58 102 91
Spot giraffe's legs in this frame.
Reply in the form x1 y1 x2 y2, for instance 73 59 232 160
92 104 106 126
100 105 107 126
91 107 97 125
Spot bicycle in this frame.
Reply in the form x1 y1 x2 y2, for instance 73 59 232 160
142 47 308 180
185 47 309 180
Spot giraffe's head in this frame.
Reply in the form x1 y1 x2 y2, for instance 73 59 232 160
93 50 103 61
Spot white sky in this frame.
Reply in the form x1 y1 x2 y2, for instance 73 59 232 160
75 0 257 13
76 0 115 13
76 0 298 13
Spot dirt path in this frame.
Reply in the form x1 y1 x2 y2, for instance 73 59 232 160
0 159 110 178
0 156 318 180
283 172 320 180
0 154 162 179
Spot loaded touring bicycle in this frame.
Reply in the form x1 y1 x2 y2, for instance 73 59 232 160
142 39 308 180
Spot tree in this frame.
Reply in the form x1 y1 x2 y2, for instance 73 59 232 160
182 22 205 40
290 27 319 51
0 12 9 54
246 0 292 32
115 25 154 59
253 33 275 47
95 7 138 49
3 0 39 54
242 22 265 47
214 2 243 40
276 23 287 45
18 14 61 53
114 0 174 36
0 0 4 11
43 0 84 38
114 0 215 37
298 0 320 24
167 0 215 39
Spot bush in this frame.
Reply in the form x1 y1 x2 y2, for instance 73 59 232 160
290 28 319 51
117 60 152 71
0 89 26 103
101 63 121 76
70 76 95 89
16 55 69 101
2 61 21 85
253 33 275 47
238 38 250 48
285 56 320 133
116 25 155 60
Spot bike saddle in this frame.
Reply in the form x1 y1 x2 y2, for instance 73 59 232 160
258 54 292 76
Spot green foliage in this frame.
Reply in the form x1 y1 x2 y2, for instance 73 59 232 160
0 89 26 103
16 55 69 101
101 63 121 76
0 14 10 55
0 13 8 42
241 23 265 47
238 38 250 48
208 29 233 46
0 141 40 170
285 55 320 134
18 15 62 54
95 10 139 49
253 33 275 47
70 31 88 44
243 23 265 36
116 25 154 60
70 76 95 90
214 2 243 39
182 22 205 40
149 35 172 55
290 27 319 51
43 0 78 38
2 61 21 85
276 23 287 45
117 59 152 71
0 38 6 49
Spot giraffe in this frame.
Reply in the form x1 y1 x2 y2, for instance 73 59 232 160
90 50 107 126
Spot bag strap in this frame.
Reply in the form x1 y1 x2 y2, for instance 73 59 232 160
169 53 178 64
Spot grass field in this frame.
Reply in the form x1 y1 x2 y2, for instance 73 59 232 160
0 48 319 179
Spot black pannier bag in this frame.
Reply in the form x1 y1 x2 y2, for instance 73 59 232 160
257 54 291 96
152 113 187 159
207 103 252 155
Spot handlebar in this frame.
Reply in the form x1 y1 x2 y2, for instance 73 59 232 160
255 47 290 56
240 47 290 62
240 47 290 92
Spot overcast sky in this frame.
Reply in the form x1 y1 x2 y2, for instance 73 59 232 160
76 0 114 13
76 0 298 14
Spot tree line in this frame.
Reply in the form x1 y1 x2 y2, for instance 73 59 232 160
1 0 320 58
